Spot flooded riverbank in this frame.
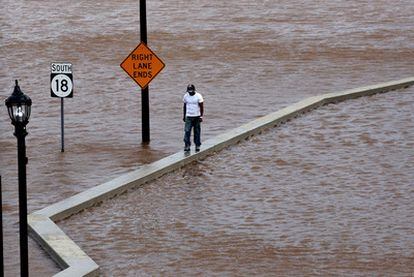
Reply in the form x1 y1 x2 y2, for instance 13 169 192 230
1 0 414 275
60 88 414 275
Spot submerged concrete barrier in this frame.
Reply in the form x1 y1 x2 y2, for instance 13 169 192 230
28 77 414 276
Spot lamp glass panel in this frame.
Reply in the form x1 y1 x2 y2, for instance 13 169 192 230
15 106 24 122
26 105 31 120
9 104 29 123
7 106 14 121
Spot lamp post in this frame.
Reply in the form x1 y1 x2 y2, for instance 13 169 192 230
5 80 32 277
1 175 3 276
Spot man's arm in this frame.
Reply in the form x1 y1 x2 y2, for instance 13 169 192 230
183 103 186 122
199 102 204 122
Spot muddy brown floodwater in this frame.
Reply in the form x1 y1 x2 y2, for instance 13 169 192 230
60 88 414 276
1 0 414 275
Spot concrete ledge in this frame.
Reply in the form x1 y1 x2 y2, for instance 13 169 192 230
28 77 414 276
28 214 99 276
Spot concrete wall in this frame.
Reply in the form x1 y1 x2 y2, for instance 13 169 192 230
28 77 414 276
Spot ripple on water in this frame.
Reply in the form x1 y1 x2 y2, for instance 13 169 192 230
2 0 414 275
57 89 414 276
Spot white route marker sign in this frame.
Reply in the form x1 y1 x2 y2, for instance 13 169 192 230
51 62 73 98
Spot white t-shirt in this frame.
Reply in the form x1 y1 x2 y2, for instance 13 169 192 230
183 92 204 117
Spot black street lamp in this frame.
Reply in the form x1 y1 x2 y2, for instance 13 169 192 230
5 80 32 276
1 176 3 276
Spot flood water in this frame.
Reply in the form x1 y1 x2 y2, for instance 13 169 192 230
60 88 414 276
1 0 413 275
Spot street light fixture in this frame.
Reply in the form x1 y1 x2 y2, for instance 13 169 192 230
6 80 32 124
5 80 32 276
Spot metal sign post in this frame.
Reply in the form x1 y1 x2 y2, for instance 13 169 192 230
140 0 150 143
61 98 65 152
51 62 73 152
120 1 165 145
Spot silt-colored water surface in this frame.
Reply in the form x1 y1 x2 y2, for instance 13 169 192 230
1 0 414 275
60 88 414 276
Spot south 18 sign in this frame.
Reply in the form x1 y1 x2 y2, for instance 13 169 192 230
51 62 73 98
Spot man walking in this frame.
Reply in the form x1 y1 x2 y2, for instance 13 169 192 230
183 84 204 152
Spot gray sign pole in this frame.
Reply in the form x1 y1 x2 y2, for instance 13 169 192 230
51 62 73 152
61 98 65 152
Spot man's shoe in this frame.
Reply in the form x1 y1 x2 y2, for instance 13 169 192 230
184 146 190 152
195 146 200 152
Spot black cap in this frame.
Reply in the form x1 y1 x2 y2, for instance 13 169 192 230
187 84 195 92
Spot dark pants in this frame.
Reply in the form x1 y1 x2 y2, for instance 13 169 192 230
184 116 201 147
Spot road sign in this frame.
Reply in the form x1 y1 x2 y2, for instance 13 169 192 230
120 42 165 89
51 62 73 98
50 62 73 152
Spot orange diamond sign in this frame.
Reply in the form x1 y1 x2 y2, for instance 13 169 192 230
120 42 165 89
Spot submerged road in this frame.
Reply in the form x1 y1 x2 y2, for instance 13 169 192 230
60 87 414 276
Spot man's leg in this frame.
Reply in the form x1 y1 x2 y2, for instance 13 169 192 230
194 117 201 151
184 117 192 151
